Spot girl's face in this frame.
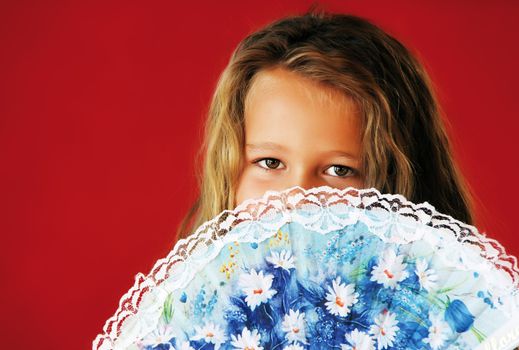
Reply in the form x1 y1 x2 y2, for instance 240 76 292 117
235 67 364 207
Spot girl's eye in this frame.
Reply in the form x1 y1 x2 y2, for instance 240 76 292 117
254 159 355 178
325 165 355 178
253 158 284 171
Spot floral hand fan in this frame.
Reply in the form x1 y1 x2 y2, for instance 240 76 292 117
93 185 519 350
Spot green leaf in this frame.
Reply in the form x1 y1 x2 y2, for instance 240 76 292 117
163 292 174 324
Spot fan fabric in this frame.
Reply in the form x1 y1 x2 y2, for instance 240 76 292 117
93 186 519 350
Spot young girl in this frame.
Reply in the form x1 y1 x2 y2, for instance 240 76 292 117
94 9 519 350
175 8 475 241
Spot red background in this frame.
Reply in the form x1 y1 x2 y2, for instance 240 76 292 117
1 0 518 348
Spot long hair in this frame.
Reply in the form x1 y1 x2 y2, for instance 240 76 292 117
175 8 476 240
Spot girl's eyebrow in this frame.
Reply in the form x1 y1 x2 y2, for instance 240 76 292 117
326 151 358 160
246 142 358 160
246 142 287 151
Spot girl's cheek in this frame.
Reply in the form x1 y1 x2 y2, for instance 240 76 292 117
338 177 366 191
250 172 279 185
236 171 280 206
240 167 273 185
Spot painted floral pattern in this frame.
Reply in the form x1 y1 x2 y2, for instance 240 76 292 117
127 217 516 350
94 186 519 350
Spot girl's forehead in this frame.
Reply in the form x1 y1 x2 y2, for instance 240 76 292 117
245 67 357 115
243 67 362 157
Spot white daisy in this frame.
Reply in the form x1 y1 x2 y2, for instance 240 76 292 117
238 269 277 311
324 276 359 317
230 327 263 350
283 345 305 350
370 248 409 289
141 322 177 346
281 309 307 344
414 258 438 292
341 328 375 350
422 312 450 350
369 309 399 350
190 322 226 350
266 250 296 271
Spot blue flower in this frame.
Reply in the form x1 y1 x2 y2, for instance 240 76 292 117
193 288 207 319
396 321 429 348
445 299 475 333
206 290 218 315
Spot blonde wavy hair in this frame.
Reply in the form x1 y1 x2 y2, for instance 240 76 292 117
175 8 476 240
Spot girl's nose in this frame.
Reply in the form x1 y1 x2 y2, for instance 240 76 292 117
289 171 323 191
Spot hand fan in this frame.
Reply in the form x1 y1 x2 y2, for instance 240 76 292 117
93 185 519 350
